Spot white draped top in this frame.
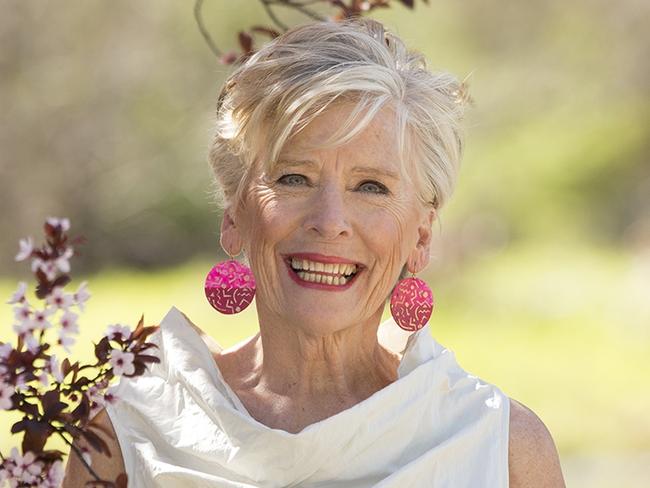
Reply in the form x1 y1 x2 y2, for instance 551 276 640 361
106 307 510 487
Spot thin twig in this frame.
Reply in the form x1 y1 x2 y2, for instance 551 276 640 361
194 0 223 57
289 0 325 5
59 431 103 482
260 0 289 31
278 0 328 21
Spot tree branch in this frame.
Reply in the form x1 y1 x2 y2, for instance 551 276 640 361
260 0 290 31
194 0 223 57
59 431 103 482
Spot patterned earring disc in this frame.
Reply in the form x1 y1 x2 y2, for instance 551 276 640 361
204 260 256 314
389 277 434 332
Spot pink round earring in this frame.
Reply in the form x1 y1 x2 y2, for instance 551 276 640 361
204 250 256 315
389 273 434 332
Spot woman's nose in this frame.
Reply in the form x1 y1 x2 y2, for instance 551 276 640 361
303 185 352 240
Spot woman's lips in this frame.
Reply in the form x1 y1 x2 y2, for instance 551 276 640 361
283 260 362 291
284 252 363 266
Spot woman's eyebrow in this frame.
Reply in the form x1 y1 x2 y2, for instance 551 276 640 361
274 160 399 180
351 165 400 180
274 159 319 171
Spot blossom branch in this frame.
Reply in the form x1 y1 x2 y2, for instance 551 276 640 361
193 0 429 63
1 219 159 487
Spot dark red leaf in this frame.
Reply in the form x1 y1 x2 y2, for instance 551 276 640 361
87 425 113 458
73 376 92 389
52 274 71 289
71 361 80 383
62 357 72 378
22 419 53 453
135 326 159 345
63 423 84 438
20 401 39 417
72 393 90 419
84 481 115 488
41 389 60 411
11 419 26 434
398 0 415 7
219 51 240 65
45 401 68 420
81 428 110 455
123 360 147 377
44 221 57 238
95 337 110 362
57 412 75 424
238 31 254 53
38 449 66 463
41 390 68 420
250 25 281 38
135 354 160 365
130 339 158 352
115 473 128 488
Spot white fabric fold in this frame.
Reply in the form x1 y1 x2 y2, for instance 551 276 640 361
106 307 510 487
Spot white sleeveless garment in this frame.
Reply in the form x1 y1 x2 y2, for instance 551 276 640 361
106 307 510 487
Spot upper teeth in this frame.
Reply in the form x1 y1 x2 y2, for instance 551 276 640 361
290 258 357 276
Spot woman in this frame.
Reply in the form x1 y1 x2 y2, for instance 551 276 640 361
63 18 565 487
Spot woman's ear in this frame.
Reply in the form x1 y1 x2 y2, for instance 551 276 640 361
219 208 244 257
406 208 436 274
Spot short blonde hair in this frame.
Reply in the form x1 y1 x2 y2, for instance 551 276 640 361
209 18 468 212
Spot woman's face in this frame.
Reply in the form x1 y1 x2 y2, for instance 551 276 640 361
223 102 434 335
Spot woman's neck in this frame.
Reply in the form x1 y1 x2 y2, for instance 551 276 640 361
214 308 400 433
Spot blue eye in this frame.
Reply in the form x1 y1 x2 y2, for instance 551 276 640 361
278 174 308 186
358 180 389 194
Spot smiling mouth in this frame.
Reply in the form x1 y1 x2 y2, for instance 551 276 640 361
285 256 361 287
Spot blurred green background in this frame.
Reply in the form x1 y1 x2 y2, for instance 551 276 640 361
1 1 649 486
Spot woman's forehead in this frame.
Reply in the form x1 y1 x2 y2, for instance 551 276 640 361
270 102 405 174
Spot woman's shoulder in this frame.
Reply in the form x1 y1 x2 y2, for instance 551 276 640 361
508 397 566 487
61 408 125 487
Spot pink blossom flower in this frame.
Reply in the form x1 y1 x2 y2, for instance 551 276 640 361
57 333 76 353
48 355 64 383
12 303 35 337
12 303 32 323
0 380 14 410
24 334 41 354
13 319 33 337
0 342 12 360
32 307 55 331
6 282 28 305
55 246 74 274
87 380 116 419
73 281 91 311
45 460 64 487
59 310 79 335
105 323 131 341
104 389 118 405
109 349 135 376
14 237 33 261
31 258 58 281
38 371 51 389
14 373 31 392
46 286 74 310
46 217 70 232
7 448 42 483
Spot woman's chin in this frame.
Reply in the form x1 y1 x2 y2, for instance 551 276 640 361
277 297 357 330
